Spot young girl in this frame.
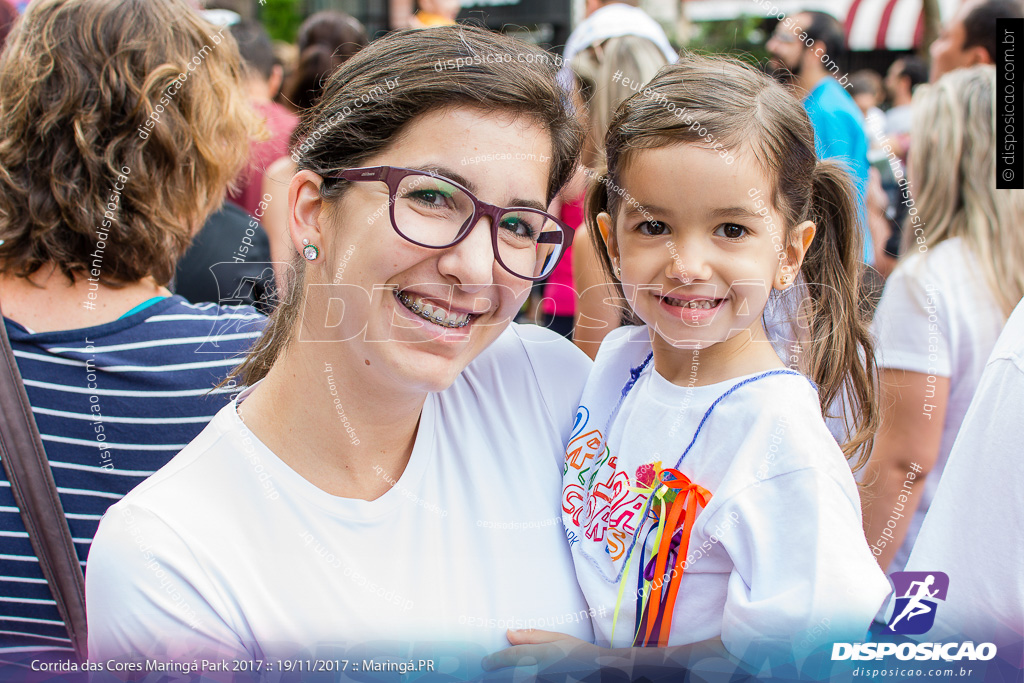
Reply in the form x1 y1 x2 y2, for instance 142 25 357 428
486 55 890 671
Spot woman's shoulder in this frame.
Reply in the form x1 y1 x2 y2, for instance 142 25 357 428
106 401 245 519
9 296 262 399
456 323 592 440
888 237 979 292
876 237 1003 340
467 322 591 386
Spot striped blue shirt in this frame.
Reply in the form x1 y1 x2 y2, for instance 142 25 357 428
0 296 264 663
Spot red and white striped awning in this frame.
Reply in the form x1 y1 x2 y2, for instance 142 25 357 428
683 0 964 50
845 0 961 50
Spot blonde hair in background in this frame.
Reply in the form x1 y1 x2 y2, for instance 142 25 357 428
907 65 1024 317
571 35 672 168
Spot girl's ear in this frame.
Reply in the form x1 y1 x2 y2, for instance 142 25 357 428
596 211 620 275
777 220 816 290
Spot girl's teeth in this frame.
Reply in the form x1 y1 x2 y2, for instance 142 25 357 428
667 297 716 309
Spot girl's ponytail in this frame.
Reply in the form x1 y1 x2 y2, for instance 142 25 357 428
801 161 879 469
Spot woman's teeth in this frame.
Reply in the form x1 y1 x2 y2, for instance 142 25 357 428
396 291 472 328
664 296 720 309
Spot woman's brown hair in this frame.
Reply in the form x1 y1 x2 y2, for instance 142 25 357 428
0 0 262 286
231 25 583 386
586 53 878 467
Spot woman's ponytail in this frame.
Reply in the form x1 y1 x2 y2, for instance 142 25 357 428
801 161 879 470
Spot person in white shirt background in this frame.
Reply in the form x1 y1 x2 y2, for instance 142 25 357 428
485 54 889 674
883 56 927 146
558 0 676 93
905 297 1024 667
862 65 1024 574
849 70 886 144
86 25 597 674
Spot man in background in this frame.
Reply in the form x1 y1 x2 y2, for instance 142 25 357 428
767 11 872 264
884 56 927 140
930 0 1024 82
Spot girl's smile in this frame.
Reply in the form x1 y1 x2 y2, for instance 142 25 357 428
658 292 725 321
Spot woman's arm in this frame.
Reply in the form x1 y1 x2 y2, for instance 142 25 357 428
861 368 950 570
572 221 621 360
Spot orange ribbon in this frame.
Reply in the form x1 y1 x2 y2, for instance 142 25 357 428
642 467 711 647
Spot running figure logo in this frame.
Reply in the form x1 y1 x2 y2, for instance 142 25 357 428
886 571 949 635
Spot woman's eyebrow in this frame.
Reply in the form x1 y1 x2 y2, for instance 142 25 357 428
414 164 476 191
414 163 546 212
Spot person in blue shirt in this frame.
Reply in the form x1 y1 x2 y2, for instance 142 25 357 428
767 11 873 265
0 0 264 668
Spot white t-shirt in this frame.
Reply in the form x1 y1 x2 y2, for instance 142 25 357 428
561 326 890 661
86 323 594 670
864 106 887 142
885 104 913 136
870 238 1005 571
904 298 1024 663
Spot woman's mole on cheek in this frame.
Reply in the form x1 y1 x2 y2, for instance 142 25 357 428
365 359 371 366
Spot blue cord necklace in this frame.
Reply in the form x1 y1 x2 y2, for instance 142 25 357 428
574 350 805 585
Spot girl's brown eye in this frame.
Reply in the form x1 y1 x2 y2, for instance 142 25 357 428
717 224 747 239
639 221 667 236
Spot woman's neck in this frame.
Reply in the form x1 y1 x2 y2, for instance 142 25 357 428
0 265 170 332
650 321 785 387
237 343 428 501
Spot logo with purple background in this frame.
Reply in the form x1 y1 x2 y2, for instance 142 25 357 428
886 571 949 635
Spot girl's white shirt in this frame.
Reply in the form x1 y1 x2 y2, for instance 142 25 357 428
563 325 890 660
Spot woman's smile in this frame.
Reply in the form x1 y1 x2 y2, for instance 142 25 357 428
395 289 476 329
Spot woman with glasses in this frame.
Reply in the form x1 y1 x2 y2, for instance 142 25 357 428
85 26 594 670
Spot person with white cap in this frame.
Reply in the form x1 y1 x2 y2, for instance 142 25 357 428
559 0 676 91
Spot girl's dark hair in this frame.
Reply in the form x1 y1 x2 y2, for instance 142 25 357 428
232 25 583 386
586 53 878 467
282 11 369 112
